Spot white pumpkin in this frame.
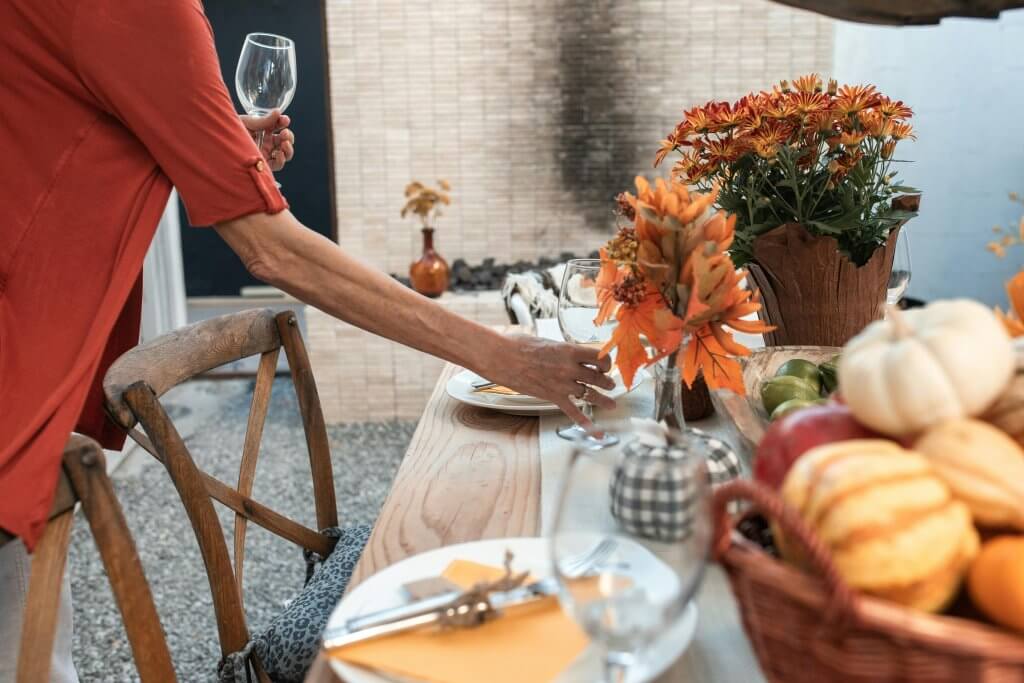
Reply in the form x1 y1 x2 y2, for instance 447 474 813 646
838 299 1014 437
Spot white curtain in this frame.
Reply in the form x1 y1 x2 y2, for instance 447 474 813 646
140 190 187 341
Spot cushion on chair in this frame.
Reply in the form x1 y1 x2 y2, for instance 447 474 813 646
218 524 372 683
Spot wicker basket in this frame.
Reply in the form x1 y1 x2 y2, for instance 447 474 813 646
712 479 1024 682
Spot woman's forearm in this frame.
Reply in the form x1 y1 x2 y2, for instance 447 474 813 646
215 210 509 375
215 210 615 422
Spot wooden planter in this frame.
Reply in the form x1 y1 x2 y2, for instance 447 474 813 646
747 196 920 348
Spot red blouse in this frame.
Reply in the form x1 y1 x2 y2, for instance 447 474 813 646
0 0 287 548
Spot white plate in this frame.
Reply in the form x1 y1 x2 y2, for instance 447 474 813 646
326 537 698 683
446 368 648 416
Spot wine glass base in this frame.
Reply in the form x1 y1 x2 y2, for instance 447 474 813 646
556 424 619 449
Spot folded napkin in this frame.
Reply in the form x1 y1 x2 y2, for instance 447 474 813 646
329 560 589 683
474 385 522 396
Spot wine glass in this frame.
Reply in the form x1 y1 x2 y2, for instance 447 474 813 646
886 230 912 306
550 427 711 683
235 32 296 173
557 259 618 448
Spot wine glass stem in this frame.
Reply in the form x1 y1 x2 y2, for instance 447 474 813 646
255 129 266 156
603 651 632 683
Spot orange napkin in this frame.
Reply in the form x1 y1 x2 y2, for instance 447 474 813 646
328 560 590 683
474 385 522 396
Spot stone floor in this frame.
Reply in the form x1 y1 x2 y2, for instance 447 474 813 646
68 378 415 682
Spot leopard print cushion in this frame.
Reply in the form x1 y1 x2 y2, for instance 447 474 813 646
219 524 371 683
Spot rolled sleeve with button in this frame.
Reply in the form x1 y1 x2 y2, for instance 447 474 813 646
0 0 286 548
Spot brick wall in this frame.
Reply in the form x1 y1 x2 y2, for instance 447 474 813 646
324 0 833 276
308 292 510 422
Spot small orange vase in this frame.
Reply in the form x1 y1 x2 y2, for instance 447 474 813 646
409 227 449 298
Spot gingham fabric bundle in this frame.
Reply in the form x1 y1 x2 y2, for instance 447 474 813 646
610 428 743 542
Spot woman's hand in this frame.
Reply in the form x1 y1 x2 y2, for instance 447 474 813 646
481 334 617 425
241 109 295 171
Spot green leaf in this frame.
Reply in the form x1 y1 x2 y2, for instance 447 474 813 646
807 221 843 235
884 209 919 220
888 185 918 193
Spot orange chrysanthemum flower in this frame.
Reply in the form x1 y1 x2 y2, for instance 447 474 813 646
749 121 791 158
710 102 746 130
857 110 891 138
791 73 824 94
877 97 913 119
834 84 879 116
890 121 916 140
787 91 830 117
837 131 866 148
683 104 716 133
705 136 749 166
654 136 678 167
764 94 797 120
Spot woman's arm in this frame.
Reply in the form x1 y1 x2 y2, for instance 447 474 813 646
215 210 614 423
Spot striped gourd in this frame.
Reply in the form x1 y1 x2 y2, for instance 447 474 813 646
779 439 980 613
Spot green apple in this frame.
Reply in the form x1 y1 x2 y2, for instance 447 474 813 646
770 398 825 421
819 354 840 395
774 358 822 394
761 375 820 415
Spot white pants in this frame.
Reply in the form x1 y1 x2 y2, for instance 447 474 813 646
0 540 79 683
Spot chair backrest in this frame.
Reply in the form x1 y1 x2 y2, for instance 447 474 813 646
102 309 338 668
12 435 175 682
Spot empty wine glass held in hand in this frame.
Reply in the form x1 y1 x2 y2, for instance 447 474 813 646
235 32 296 178
557 259 619 448
550 425 711 683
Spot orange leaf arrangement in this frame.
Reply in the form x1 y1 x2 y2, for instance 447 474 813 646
401 179 452 228
989 192 1024 336
595 176 773 396
655 74 917 267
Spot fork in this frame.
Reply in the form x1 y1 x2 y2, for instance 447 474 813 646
560 538 618 578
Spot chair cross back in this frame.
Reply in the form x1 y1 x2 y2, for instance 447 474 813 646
6 435 176 682
103 308 339 670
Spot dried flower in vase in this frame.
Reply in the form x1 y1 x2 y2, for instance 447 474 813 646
401 179 452 228
595 176 773 394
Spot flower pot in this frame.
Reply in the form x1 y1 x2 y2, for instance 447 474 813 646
409 227 449 298
746 196 920 347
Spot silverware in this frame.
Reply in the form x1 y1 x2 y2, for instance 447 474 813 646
470 379 497 390
322 542 618 650
322 578 559 650
561 538 617 578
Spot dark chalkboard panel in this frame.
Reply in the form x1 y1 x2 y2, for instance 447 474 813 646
180 0 335 296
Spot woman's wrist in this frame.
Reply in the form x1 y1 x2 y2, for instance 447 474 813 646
457 324 517 377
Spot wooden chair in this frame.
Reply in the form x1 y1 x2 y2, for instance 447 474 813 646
2 434 175 683
102 308 341 682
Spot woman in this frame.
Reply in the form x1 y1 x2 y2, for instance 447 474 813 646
0 0 613 678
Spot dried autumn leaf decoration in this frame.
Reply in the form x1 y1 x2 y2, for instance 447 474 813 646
988 192 1024 336
996 271 1024 337
596 176 773 394
401 179 452 228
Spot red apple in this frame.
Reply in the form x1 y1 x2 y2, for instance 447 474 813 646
755 403 879 489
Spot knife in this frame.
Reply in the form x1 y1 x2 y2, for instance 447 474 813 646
322 577 558 650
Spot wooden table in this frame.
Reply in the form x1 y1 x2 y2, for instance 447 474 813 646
307 363 765 683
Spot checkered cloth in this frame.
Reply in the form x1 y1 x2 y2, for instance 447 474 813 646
609 428 743 542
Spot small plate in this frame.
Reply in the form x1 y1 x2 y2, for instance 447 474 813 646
325 537 698 683
446 368 649 416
